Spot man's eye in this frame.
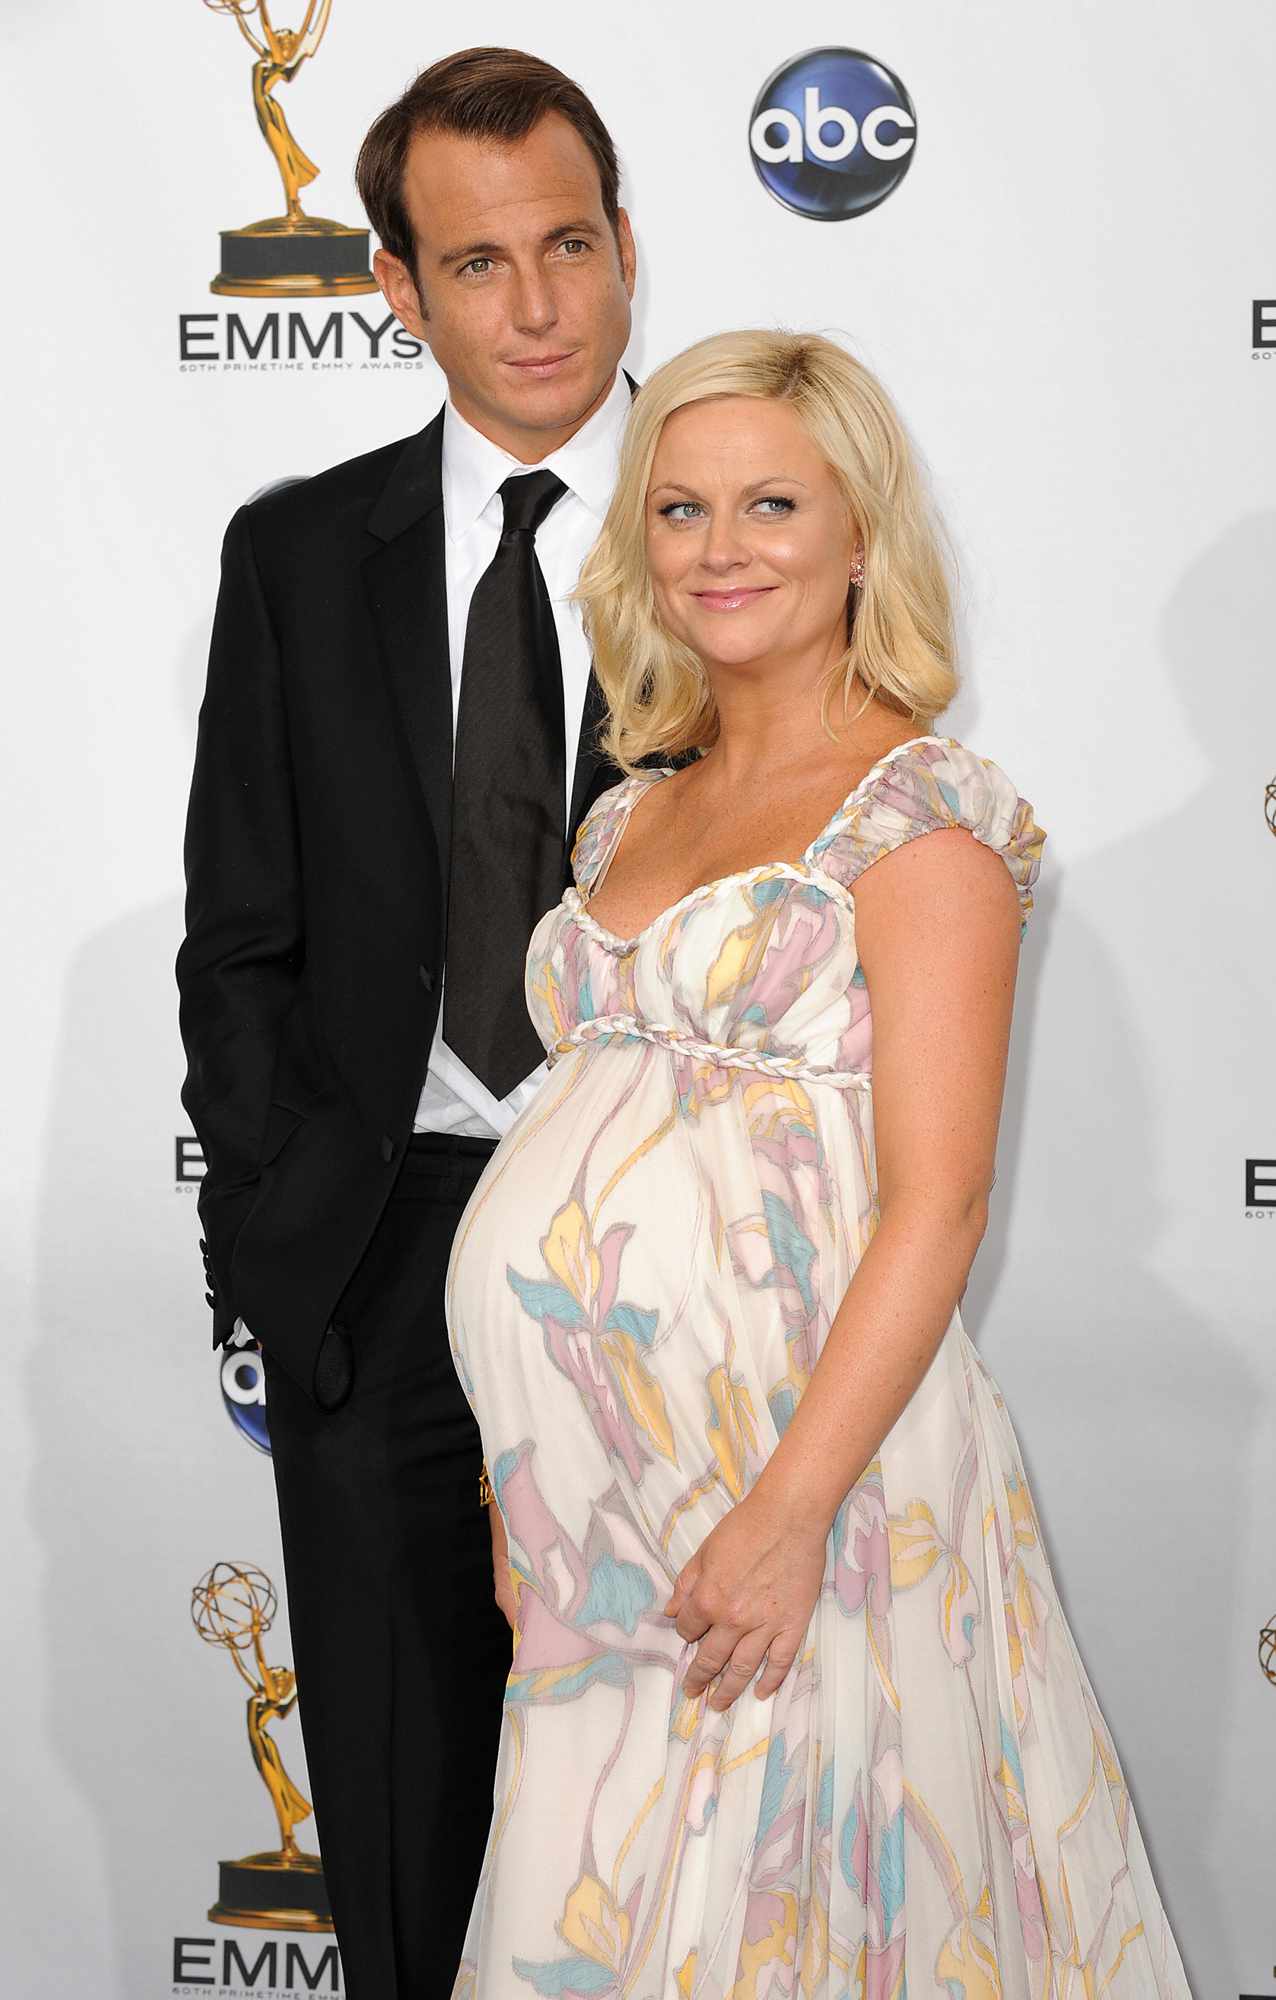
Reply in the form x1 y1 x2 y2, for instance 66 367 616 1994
461 258 493 277
558 239 590 256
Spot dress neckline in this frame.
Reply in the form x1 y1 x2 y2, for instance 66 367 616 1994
573 733 955 954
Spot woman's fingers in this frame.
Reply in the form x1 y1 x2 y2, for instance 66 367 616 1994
674 1601 713 1644
754 1631 801 1700
682 1623 742 1698
493 1568 518 1634
708 1631 771 1712
681 1623 804 1709
663 1555 699 1622
670 1562 712 1643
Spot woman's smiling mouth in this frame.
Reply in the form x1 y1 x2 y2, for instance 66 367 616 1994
691 586 778 612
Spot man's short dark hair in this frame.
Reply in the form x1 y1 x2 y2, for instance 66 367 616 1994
356 46 622 275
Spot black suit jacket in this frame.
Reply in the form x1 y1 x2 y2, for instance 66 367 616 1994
177 408 618 1400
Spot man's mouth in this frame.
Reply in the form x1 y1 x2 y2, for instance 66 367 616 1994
504 351 579 378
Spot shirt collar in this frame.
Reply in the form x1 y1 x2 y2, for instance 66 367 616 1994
442 368 632 543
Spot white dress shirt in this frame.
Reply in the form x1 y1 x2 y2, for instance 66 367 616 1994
413 368 632 1140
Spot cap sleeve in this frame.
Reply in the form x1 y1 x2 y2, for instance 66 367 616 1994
810 738 1046 926
570 776 648 893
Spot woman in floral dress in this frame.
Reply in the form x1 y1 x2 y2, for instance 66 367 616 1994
445 331 1191 2000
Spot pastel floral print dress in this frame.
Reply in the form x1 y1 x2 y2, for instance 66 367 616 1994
445 737 1191 2000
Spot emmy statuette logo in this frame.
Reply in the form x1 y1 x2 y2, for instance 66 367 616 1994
191 1562 333 1931
201 0 377 299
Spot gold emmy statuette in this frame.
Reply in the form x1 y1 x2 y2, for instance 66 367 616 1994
191 1562 333 1931
201 0 377 298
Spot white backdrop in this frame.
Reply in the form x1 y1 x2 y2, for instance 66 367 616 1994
3 2 1273 1993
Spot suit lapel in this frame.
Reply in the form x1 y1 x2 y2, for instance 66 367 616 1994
363 412 453 892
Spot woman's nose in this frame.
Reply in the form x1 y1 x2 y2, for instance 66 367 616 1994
699 518 750 572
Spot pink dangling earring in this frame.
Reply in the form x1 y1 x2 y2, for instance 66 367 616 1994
849 549 865 588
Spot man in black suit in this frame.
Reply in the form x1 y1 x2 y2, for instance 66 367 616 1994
177 47 636 1996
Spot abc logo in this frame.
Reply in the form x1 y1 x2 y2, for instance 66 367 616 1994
220 1344 272 1455
749 48 916 221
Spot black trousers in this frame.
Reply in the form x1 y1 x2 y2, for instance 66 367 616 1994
262 1131 510 1999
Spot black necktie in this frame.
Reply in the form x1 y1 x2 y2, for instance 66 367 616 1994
443 468 568 1099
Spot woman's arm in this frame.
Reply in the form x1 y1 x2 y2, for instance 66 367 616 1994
667 825 1023 1707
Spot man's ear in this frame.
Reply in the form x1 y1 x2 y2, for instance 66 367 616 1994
615 209 637 301
373 247 429 338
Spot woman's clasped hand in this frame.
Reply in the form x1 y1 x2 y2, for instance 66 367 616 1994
664 1486 829 1711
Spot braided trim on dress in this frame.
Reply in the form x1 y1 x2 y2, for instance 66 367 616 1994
547 1013 872 1089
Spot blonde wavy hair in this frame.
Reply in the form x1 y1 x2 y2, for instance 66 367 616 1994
577 329 958 773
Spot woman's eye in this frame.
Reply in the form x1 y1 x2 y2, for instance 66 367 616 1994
658 502 704 523
753 495 796 516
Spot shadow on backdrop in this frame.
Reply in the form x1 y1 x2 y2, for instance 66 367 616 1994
964 513 1276 1991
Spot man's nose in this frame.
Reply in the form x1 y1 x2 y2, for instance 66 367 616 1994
511 269 559 336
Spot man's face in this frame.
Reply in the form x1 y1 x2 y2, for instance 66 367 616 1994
374 112 636 461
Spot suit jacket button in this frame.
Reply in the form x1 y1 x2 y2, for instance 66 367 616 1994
418 964 435 993
381 1135 396 1164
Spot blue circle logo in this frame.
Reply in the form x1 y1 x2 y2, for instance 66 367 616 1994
749 48 917 221
220 1344 272 1454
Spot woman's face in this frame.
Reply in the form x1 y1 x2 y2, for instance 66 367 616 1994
645 395 857 680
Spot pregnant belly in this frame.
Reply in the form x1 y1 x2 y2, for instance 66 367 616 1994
445 1039 752 1546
